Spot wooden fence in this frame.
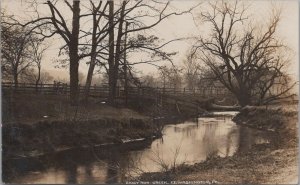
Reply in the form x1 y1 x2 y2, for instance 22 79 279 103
1 82 230 98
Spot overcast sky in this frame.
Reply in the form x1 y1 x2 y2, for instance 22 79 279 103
2 0 299 81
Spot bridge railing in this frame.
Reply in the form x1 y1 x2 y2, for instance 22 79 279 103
126 86 230 98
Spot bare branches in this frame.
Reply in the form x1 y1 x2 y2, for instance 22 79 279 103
63 0 73 11
1 14 40 85
193 1 294 106
124 1 198 35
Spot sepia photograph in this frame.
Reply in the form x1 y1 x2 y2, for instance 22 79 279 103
1 0 299 184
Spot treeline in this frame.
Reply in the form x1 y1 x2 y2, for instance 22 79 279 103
1 1 197 105
140 52 216 91
1 1 297 106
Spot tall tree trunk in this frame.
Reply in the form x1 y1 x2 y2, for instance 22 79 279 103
69 0 80 106
69 49 79 105
110 1 126 105
236 89 251 107
108 1 115 104
84 7 98 102
84 57 96 101
123 22 129 105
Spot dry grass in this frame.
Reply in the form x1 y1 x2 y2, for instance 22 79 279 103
2 93 147 124
2 93 160 160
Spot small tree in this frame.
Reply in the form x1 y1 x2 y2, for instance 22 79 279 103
158 65 183 90
30 39 49 90
1 17 34 87
39 72 54 84
23 0 81 105
183 50 201 90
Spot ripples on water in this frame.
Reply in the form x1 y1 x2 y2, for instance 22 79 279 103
4 112 275 184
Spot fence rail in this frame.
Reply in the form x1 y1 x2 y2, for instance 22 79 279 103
2 82 230 98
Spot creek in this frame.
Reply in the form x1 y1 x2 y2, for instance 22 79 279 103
4 111 275 184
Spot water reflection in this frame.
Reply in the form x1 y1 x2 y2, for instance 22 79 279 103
4 113 275 184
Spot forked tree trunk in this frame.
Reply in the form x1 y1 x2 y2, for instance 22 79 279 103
112 1 126 103
107 1 126 105
84 3 101 102
84 30 97 102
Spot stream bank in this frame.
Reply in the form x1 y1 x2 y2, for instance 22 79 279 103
3 118 162 160
2 94 199 161
140 105 298 184
3 111 252 183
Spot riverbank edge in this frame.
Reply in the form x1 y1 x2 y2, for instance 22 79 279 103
3 117 152 160
139 105 298 184
3 114 194 161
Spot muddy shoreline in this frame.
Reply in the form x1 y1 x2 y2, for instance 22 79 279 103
139 105 298 184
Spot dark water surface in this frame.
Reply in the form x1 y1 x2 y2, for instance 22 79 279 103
4 112 275 184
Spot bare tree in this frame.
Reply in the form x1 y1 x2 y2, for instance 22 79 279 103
183 50 202 90
84 1 109 102
23 0 81 105
1 15 34 87
30 39 49 90
19 0 198 105
158 65 183 90
193 1 296 106
107 0 116 104
17 68 54 85
140 73 159 87
106 0 195 104
39 71 54 84
86 0 198 103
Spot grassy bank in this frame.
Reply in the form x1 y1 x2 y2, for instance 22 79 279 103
2 94 147 124
3 118 162 160
2 94 164 160
127 93 210 119
233 105 298 131
140 104 298 184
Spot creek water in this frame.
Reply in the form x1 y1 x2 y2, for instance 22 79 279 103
4 112 275 184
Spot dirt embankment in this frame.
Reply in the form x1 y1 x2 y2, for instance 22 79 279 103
3 118 162 160
233 105 298 131
3 93 206 161
140 105 298 184
2 94 165 160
